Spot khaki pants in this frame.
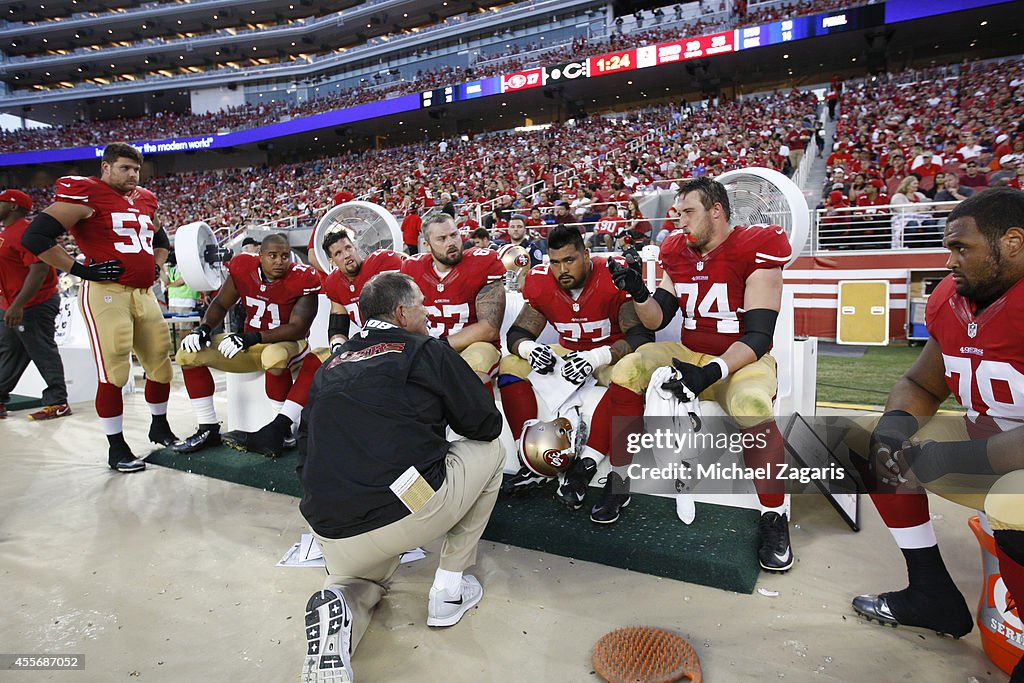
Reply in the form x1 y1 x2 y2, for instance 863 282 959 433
175 334 308 372
844 415 1024 531
313 438 505 651
610 341 778 429
79 281 172 386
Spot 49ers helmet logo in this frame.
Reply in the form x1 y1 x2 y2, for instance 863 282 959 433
545 449 567 468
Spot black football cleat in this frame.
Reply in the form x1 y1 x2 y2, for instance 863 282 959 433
283 432 297 450
171 424 220 454
554 457 598 510
501 466 554 496
851 589 973 638
224 422 287 458
590 472 630 524
758 511 795 572
108 444 145 473
148 420 179 448
221 429 253 454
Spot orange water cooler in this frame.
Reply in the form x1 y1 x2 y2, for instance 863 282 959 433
969 515 1024 675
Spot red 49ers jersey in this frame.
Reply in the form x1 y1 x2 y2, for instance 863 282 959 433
323 249 403 326
926 275 1024 438
401 248 504 339
594 216 626 236
659 225 791 356
55 175 160 289
522 255 631 351
0 217 58 309
227 253 321 333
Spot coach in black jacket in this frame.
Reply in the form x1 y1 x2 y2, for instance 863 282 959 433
297 271 505 682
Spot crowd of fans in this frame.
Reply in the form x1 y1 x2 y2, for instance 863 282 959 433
818 58 1024 249
122 88 814 241
0 0 861 154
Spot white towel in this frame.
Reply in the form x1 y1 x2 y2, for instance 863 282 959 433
644 365 703 524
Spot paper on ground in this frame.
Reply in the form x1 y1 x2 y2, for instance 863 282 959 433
278 535 427 568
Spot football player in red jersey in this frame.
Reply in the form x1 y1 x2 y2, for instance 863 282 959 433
402 213 506 391
321 228 403 351
846 189 1024 664
498 224 653 498
172 234 323 458
608 177 795 569
0 189 68 421
22 142 176 473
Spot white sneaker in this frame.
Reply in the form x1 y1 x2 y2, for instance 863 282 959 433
426 575 483 627
302 587 353 682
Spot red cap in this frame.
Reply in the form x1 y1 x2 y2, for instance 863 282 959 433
868 178 884 189
0 189 31 210
829 190 847 206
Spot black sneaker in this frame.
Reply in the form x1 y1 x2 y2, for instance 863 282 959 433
851 588 973 638
501 466 554 496
148 420 178 447
590 472 630 524
554 457 598 510
108 444 145 473
171 425 220 454
758 511 794 572
283 432 298 450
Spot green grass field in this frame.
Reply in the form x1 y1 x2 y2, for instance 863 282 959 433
815 343 964 412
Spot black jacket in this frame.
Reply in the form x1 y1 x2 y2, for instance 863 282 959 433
297 320 502 539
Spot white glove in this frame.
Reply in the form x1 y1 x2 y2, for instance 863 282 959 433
560 346 613 384
518 340 557 374
218 332 260 359
181 325 211 353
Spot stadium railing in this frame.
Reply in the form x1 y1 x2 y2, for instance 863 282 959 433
812 200 959 252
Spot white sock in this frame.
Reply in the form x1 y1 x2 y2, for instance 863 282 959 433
611 465 630 478
280 400 303 424
432 568 463 595
191 396 217 425
889 521 937 549
99 415 123 436
148 401 168 416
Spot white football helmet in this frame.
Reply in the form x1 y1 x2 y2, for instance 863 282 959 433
518 416 576 477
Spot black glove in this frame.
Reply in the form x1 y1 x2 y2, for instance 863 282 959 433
218 331 262 359
608 257 649 303
70 259 124 282
660 358 723 402
868 410 919 485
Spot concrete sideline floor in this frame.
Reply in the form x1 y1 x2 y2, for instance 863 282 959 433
0 378 1011 682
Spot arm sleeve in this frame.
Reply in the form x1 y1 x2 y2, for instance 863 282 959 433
21 212 67 255
153 227 170 251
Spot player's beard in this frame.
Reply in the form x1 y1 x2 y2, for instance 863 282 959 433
432 244 462 267
955 248 1006 306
